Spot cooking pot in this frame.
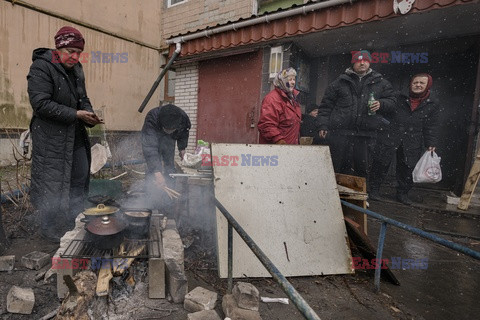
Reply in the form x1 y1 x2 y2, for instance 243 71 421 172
84 215 126 250
122 208 152 239
81 203 120 223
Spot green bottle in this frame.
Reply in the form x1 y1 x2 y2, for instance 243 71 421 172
367 92 376 116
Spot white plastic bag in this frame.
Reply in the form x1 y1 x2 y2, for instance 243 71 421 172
181 152 203 168
412 151 442 183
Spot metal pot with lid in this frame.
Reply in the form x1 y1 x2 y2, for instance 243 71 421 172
81 203 120 223
85 215 126 250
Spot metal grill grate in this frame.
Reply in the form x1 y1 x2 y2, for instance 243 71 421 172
60 235 161 259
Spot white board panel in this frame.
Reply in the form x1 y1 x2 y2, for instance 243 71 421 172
212 143 353 278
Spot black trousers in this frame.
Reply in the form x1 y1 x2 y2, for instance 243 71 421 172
369 142 414 195
328 133 370 178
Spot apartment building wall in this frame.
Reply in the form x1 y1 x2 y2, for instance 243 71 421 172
174 64 199 153
18 0 162 48
161 0 255 44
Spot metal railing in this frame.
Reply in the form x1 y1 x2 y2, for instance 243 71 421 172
340 200 480 291
215 198 322 320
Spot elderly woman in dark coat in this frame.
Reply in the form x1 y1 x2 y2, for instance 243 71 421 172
369 73 439 205
27 26 103 241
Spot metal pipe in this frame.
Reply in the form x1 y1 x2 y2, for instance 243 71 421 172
215 198 322 320
138 43 182 113
166 0 355 45
5 0 160 51
228 223 233 294
374 222 388 292
340 200 480 260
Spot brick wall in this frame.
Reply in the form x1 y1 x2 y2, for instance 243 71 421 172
174 63 199 153
162 0 254 42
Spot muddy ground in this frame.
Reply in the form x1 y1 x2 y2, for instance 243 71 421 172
1 164 479 319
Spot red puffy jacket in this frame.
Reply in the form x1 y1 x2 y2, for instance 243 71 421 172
258 87 301 144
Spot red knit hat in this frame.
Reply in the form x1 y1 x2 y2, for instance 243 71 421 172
54 26 85 50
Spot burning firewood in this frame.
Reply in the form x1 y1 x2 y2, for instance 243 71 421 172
112 243 146 275
96 260 113 297
56 271 97 320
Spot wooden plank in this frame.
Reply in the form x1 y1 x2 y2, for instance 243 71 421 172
336 173 368 234
96 260 112 297
458 153 480 210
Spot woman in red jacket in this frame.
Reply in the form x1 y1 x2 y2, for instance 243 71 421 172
258 68 301 144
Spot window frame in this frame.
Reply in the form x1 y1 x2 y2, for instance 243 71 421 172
269 46 283 78
167 0 187 8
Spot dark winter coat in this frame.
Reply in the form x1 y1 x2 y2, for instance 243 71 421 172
141 106 191 176
300 114 322 145
317 69 396 136
258 88 302 144
392 93 440 167
27 48 93 213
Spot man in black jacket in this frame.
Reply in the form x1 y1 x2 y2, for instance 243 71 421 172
369 74 439 205
141 104 191 212
27 26 103 242
300 104 324 145
317 50 396 178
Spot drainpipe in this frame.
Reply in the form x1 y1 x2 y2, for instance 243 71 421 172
166 0 356 45
138 42 182 113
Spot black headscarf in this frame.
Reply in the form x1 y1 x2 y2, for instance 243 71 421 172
158 104 184 129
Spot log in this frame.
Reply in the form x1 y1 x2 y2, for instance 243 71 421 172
96 260 113 297
112 243 145 275
56 271 97 320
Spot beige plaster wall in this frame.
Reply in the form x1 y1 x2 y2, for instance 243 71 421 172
0 1 163 132
18 0 162 48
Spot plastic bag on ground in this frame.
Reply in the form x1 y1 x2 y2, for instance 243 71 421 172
412 151 442 183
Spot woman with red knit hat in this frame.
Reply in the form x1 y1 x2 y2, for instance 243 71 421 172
27 26 103 242
369 73 440 205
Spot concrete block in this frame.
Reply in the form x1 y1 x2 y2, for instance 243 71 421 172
162 227 184 268
148 258 166 299
184 287 217 312
223 294 262 320
21 251 50 270
187 310 222 320
166 259 188 303
0 255 15 272
232 282 260 311
7 286 35 314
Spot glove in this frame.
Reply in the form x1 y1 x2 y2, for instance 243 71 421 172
276 139 287 145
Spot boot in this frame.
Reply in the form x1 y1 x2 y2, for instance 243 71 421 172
396 193 413 205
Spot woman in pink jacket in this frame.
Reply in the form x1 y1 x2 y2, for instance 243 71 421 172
258 68 301 144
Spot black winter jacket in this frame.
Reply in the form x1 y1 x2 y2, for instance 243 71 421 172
317 69 396 136
141 106 191 175
27 48 93 213
392 93 440 167
300 114 322 145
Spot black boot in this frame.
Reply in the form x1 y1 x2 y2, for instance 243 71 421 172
396 193 413 205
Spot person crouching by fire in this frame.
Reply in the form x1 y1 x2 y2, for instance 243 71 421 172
141 104 191 215
27 26 103 242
